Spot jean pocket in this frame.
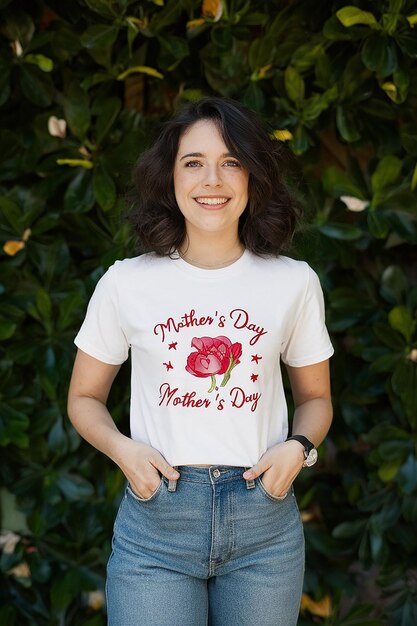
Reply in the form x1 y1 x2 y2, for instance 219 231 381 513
257 476 291 502
126 477 164 503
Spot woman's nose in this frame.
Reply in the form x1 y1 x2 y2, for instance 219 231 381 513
203 165 222 186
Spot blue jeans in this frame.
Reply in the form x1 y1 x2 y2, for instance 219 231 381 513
106 465 304 625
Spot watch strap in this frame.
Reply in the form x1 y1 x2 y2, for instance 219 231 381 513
286 435 315 454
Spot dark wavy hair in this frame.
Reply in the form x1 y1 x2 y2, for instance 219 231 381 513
128 96 301 256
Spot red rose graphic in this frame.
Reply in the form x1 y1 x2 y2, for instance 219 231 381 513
186 336 242 392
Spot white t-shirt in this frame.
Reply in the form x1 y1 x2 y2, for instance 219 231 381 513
74 249 334 466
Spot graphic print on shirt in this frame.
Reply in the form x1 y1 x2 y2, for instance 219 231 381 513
153 308 268 413
186 336 242 393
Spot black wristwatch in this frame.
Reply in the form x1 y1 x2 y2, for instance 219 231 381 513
286 435 318 467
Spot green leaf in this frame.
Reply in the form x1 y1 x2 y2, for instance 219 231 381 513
289 125 311 155
84 0 116 17
388 306 416 342
332 519 367 538
24 53 54 72
367 209 390 238
48 416 68 455
336 6 378 28
57 474 94 500
0 197 23 233
36 289 52 319
318 222 363 240
373 321 405 350
19 65 54 107
323 167 365 198
63 169 95 213
284 66 304 104
94 97 121 143
0 321 17 340
93 162 116 211
80 24 119 49
336 106 361 142
378 459 402 481
371 156 402 193
63 80 91 141
380 266 408 304
362 35 398 76
396 32 417 58
242 82 265 112
0 404 30 447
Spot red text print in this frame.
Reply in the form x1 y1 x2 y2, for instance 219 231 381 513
159 383 211 409
154 309 214 343
230 386 261 412
230 309 267 345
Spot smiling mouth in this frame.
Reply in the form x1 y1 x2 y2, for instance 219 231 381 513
194 197 230 208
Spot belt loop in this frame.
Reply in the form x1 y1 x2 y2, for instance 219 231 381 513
244 466 256 489
168 466 179 492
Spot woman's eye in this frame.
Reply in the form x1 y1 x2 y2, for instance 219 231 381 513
184 161 201 167
224 160 240 167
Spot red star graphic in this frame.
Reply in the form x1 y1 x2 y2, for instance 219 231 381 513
168 342 178 350
251 373 259 382
251 354 262 364
163 361 173 371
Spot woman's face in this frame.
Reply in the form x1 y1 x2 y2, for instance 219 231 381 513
173 119 249 239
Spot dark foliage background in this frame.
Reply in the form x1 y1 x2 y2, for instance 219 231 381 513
1 0 416 624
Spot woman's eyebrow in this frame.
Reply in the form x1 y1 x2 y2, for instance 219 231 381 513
179 152 233 161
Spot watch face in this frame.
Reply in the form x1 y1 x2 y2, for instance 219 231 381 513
303 448 318 467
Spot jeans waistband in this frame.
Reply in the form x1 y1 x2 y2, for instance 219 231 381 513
171 465 252 484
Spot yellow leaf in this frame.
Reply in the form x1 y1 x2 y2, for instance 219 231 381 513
117 65 164 81
56 159 93 169
406 13 417 27
258 64 272 79
300 593 332 618
202 0 223 21
22 228 31 242
411 163 417 191
186 18 206 29
252 64 273 81
126 16 146 29
272 129 293 141
9 562 31 578
381 81 397 102
3 241 25 256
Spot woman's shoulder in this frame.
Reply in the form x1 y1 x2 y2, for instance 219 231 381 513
252 252 310 274
110 252 170 275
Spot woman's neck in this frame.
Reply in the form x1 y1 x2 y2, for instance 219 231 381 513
178 235 245 269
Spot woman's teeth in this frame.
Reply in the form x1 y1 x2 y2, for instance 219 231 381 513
195 198 229 205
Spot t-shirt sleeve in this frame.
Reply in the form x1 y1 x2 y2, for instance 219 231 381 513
74 264 129 365
280 265 334 367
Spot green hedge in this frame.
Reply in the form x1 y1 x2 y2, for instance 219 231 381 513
1 1 416 624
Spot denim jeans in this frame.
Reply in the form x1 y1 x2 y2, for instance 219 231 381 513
106 465 304 625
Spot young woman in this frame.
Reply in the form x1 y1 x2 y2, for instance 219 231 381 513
67 96 334 625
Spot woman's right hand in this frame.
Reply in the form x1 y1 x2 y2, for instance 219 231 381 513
116 438 180 500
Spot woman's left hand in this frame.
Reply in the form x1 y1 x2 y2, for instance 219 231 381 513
242 440 305 497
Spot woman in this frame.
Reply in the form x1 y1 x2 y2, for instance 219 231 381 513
67 96 334 625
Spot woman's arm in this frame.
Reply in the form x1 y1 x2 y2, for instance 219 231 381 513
242 359 332 496
67 349 180 499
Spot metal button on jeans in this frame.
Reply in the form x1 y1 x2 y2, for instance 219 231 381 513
212 469 221 478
